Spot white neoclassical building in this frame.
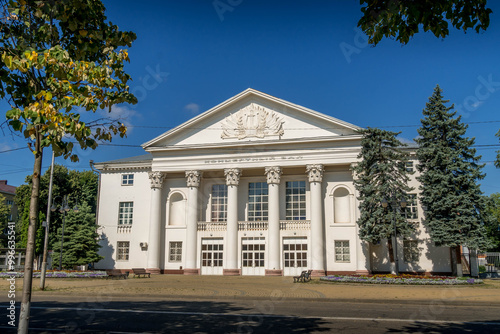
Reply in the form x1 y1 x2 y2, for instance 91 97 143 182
94 88 452 276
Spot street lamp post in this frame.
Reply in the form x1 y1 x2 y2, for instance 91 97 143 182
51 195 78 270
381 196 407 276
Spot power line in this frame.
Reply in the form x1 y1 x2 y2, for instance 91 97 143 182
0 146 28 153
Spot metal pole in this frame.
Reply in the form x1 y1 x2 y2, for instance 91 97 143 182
40 150 55 289
58 211 65 270
58 196 67 271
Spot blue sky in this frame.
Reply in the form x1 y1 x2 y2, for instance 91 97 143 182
1 0 499 195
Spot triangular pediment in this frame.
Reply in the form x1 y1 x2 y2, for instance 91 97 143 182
142 89 362 150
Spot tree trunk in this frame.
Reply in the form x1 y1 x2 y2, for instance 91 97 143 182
18 139 43 334
455 246 463 277
387 238 398 275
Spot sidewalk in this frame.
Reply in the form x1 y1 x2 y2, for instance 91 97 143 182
2 275 500 306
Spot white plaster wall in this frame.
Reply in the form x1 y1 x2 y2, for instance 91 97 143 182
370 158 452 273
95 170 151 270
323 171 359 272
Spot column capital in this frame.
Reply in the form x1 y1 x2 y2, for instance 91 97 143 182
265 166 282 184
185 170 203 188
306 164 324 183
224 168 242 186
148 171 166 189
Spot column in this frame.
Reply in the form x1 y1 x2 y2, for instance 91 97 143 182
184 170 202 275
306 164 325 277
265 166 283 276
224 168 241 275
147 171 166 274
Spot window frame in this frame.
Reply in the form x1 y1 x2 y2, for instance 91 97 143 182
121 174 134 186
285 181 306 220
118 202 134 225
403 194 418 220
334 240 350 263
403 240 419 263
211 184 228 222
117 241 130 261
169 241 182 262
248 182 269 221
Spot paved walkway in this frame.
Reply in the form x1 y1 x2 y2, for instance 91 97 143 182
2 275 500 305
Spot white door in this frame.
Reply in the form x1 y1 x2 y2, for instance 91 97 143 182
201 238 224 275
283 237 308 276
241 237 265 276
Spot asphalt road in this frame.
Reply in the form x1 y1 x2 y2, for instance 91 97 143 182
2 295 500 333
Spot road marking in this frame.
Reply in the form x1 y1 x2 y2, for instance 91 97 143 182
19 305 500 326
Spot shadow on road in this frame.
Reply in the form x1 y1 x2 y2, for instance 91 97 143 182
10 300 331 333
387 320 500 333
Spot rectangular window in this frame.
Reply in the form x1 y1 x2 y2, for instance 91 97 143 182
285 181 306 220
403 240 419 262
121 174 134 186
211 184 228 222
169 242 182 262
406 161 414 173
117 241 130 261
334 240 350 263
118 202 133 225
6 199 14 206
248 182 268 221
403 194 418 220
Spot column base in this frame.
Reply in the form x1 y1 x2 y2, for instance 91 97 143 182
311 270 326 277
146 268 161 274
265 269 283 276
223 269 241 276
183 268 200 275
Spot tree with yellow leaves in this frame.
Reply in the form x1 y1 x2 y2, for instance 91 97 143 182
0 1 136 332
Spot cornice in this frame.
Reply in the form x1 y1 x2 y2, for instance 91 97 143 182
145 134 363 153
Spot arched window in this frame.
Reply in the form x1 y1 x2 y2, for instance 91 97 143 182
168 192 186 226
333 187 351 224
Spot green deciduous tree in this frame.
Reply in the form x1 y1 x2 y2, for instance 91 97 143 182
0 193 11 247
353 127 415 273
416 85 490 275
51 202 102 269
358 0 492 46
14 164 98 261
18 199 44 255
0 1 136 331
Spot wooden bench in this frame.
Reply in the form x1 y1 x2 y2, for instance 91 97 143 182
106 269 128 280
132 268 151 278
293 269 312 283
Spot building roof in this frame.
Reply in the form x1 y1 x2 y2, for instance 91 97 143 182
96 154 153 165
0 180 16 195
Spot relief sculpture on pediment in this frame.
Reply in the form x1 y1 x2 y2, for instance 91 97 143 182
221 103 284 140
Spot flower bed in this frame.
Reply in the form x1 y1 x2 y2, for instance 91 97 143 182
320 274 483 285
0 270 107 279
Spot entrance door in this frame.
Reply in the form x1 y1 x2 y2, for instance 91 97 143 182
283 237 308 276
201 238 224 275
241 237 265 276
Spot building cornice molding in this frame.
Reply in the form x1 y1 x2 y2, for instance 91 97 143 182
144 134 363 153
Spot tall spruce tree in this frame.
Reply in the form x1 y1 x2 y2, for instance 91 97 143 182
52 202 102 269
416 85 490 275
353 128 415 273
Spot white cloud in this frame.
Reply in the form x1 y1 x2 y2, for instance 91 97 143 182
471 101 484 109
184 103 200 115
0 142 14 152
